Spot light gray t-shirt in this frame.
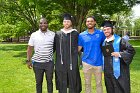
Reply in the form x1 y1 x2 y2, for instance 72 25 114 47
28 29 55 62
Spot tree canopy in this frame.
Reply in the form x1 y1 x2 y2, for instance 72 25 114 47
0 0 139 41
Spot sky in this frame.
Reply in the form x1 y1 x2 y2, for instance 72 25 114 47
132 4 140 18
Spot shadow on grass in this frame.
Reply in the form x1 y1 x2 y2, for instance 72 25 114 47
0 44 27 51
0 44 27 65
13 52 27 65
130 47 140 71
13 52 26 58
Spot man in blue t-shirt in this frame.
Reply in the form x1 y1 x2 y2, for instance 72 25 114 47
78 16 105 93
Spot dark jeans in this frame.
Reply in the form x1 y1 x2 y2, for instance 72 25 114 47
33 61 54 93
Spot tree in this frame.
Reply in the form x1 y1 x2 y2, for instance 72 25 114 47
0 0 61 32
14 21 31 42
0 0 139 36
133 18 140 36
0 24 15 42
52 0 139 32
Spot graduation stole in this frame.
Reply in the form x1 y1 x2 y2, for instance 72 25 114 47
103 34 121 79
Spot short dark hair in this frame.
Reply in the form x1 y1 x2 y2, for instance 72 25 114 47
126 31 130 36
86 16 96 21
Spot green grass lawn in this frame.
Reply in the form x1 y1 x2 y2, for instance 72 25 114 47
0 42 140 93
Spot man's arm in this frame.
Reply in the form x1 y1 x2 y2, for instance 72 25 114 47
119 39 135 65
78 46 83 68
78 46 82 52
111 39 135 65
53 34 56 53
26 45 34 69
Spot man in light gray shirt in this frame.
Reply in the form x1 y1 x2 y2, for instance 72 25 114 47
26 18 55 93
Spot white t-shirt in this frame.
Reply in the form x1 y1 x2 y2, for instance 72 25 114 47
122 35 129 42
28 29 55 62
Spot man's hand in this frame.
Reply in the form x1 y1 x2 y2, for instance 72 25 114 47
111 52 121 57
78 46 83 70
27 45 33 69
26 60 32 69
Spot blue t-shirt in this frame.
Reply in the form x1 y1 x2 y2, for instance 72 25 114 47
78 28 105 66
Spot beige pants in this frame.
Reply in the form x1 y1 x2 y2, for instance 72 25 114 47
82 62 103 93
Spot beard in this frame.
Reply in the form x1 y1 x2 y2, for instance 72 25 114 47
64 25 72 29
87 24 94 29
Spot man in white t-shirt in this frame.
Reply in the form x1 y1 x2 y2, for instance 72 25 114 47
122 31 130 42
26 18 55 93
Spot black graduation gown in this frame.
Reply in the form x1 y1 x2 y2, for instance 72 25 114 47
103 39 135 93
54 30 82 93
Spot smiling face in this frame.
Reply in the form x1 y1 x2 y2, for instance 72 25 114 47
63 19 72 29
103 27 113 38
39 18 48 32
86 17 96 29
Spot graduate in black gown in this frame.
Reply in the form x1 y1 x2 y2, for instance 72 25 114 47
54 13 82 93
101 21 135 93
